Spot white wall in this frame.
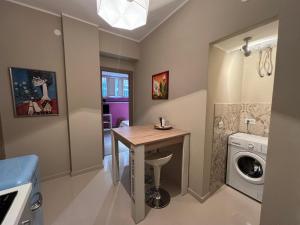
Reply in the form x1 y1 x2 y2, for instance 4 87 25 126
241 47 277 103
209 47 244 104
208 45 277 106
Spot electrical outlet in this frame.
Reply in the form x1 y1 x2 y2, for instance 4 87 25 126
245 118 256 125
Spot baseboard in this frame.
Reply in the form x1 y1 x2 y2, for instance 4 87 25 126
71 164 103 176
188 188 211 203
41 171 70 182
41 164 104 182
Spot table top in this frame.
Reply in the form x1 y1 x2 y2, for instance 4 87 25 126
112 125 189 146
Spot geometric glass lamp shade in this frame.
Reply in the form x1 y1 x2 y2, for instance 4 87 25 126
97 0 149 30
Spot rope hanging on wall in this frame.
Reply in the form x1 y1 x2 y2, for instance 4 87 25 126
258 47 274 77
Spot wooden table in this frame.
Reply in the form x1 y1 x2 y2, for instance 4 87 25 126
111 125 190 224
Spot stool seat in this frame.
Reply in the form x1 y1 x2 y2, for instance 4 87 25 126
145 151 173 167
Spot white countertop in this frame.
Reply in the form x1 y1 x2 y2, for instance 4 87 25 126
0 183 32 225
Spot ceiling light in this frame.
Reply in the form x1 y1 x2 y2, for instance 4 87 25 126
241 36 278 53
97 0 149 30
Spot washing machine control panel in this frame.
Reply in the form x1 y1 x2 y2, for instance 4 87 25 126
229 133 268 155
248 143 255 150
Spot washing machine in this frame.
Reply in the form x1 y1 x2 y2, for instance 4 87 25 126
226 133 268 202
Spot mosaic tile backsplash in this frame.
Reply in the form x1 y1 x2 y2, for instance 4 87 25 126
209 103 271 193
239 103 272 137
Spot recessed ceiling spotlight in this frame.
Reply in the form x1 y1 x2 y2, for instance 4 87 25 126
241 0 249 2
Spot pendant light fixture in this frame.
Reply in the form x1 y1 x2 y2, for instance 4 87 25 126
97 0 149 30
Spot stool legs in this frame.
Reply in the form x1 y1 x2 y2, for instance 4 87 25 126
145 165 171 209
153 165 161 190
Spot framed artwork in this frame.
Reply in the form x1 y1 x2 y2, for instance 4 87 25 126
9 67 59 117
152 71 169 100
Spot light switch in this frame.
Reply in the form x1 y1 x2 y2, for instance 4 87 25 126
218 120 224 129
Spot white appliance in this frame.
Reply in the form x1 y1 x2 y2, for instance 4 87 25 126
0 184 32 225
226 133 268 202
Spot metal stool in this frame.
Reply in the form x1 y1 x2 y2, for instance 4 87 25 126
145 151 173 209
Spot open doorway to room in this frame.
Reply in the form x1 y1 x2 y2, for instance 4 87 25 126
100 68 133 156
204 20 279 218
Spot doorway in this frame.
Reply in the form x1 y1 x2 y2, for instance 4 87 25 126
100 67 133 156
205 20 279 200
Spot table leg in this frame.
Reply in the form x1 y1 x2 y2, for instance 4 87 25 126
130 145 145 224
112 132 120 185
181 134 190 195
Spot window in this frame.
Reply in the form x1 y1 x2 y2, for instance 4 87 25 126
123 79 129 97
115 79 119 97
102 77 107 97
101 71 129 98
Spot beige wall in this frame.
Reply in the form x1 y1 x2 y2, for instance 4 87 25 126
136 0 280 198
2 3 300 223
0 114 5 159
0 1 71 179
260 1 300 224
0 1 138 179
62 16 103 175
241 47 277 103
203 46 244 193
99 30 140 60
100 55 136 72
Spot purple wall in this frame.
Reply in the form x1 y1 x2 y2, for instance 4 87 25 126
106 102 129 127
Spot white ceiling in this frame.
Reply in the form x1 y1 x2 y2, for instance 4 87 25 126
7 0 189 42
215 21 279 52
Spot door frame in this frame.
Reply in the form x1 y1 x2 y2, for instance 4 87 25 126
100 67 134 157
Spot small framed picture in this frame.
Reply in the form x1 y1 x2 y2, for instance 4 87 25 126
9 67 59 117
152 71 169 100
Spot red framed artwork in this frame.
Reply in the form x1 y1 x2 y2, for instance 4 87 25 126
152 71 169 100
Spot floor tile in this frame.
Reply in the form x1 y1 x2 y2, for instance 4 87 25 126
42 151 261 225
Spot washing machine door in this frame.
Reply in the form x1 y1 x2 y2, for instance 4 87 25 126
233 152 266 184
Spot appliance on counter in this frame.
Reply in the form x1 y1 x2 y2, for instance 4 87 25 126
0 155 43 225
226 133 268 202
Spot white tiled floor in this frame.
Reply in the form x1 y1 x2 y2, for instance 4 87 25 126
42 151 261 225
